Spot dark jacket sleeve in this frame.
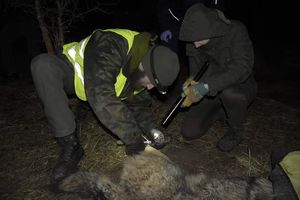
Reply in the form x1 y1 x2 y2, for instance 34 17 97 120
123 90 157 137
186 43 207 77
206 23 254 95
83 30 144 145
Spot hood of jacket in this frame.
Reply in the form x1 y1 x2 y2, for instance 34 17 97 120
179 3 230 42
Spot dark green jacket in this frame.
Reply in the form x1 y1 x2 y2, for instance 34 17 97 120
84 30 157 145
179 3 255 96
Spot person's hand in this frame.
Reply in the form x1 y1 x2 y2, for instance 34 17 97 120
125 139 145 156
160 30 172 42
183 78 193 88
181 82 209 107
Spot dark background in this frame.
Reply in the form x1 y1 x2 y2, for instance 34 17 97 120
0 0 299 93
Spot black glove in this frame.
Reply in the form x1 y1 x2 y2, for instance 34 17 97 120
125 138 145 156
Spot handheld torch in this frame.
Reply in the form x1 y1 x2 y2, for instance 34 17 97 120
161 62 209 128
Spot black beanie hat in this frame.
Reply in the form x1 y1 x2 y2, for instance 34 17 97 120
141 45 180 92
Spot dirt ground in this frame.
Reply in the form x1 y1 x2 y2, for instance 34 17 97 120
0 75 300 200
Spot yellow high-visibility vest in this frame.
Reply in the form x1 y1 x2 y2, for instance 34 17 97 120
280 151 300 198
63 29 139 101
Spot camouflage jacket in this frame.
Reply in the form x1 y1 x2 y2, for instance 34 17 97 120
83 30 157 145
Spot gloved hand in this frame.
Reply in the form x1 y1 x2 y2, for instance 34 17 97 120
181 82 209 107
183 78 193 88
125 138 145 156
160 30 172 42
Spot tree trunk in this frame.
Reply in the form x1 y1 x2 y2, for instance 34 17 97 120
34 0 54 54
56 0 64 53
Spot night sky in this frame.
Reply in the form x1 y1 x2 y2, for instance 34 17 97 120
0 0 299 84
64 0 300 86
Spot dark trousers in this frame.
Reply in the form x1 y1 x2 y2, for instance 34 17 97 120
181 77 257 139
31 53 76 137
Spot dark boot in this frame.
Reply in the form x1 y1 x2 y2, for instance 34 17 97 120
217 123 243 152
50 131 84 191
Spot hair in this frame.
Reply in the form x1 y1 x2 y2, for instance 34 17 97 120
59 149 274 200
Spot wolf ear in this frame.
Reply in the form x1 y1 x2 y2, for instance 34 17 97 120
59 172 116 199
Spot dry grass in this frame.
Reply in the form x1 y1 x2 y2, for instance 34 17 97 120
0 80 299 200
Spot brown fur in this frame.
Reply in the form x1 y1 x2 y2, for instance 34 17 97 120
59 149 273 200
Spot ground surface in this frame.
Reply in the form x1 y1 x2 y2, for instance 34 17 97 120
0 76 299 200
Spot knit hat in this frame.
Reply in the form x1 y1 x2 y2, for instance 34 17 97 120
141 45 180 94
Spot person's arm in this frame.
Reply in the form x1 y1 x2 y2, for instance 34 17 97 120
84 31 144 151
123 90 157 136
186 43 208 77
205 22 254 95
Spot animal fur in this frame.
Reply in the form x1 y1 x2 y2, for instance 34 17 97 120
59 149 273 200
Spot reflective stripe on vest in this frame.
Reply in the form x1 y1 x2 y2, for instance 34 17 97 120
63 29 139 100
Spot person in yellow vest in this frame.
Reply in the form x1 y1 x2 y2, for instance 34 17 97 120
270 148 300 200
30 29 180 190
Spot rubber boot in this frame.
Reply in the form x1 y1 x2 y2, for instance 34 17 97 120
217 123 243 152
50 131 84 191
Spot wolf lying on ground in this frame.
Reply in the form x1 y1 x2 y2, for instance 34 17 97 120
59 146 273 200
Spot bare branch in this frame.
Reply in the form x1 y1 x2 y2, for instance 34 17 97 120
9 0 121 53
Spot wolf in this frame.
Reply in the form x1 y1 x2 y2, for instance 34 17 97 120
59 147 273 200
